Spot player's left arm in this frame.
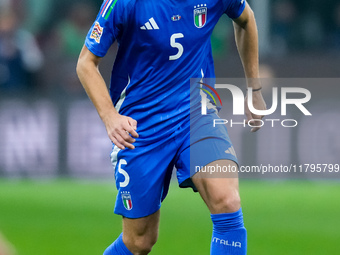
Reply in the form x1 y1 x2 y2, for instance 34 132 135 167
233 2 267 132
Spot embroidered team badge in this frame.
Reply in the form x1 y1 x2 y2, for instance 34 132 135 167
194 4 207 28
121 191 133 210
90 22 104 43
171 15 181 21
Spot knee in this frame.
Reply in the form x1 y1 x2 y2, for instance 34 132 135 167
210 191 241 214
125 234 158 255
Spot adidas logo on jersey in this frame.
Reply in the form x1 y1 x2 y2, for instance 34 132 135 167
225 146 237 158
140 17 159 30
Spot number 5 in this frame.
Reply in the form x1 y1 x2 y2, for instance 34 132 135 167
169 33 184 60
118 159 129 188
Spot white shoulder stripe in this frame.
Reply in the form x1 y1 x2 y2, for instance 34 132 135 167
102 0 113 17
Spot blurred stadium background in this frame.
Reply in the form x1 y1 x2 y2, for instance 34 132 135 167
0 0 340 254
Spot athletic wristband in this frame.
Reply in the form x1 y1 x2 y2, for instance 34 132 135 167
252 87 262 92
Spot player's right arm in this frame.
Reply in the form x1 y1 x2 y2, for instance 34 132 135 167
76 46 138 150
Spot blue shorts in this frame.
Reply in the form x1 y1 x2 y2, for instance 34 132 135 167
110 113 238 218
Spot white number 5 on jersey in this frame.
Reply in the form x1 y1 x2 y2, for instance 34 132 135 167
169 33 184 60
118 159 130 188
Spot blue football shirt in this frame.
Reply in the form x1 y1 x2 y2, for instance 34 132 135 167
85 0 245 142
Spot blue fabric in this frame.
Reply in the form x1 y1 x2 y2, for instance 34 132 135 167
111 111 238 218
223 0 246 19
210 208 247 254
85 0 246 142
103 234 133 255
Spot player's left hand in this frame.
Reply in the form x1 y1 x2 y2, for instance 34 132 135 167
245 90 267 132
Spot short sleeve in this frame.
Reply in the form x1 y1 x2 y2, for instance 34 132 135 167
223 0 246 20
85 0 124 57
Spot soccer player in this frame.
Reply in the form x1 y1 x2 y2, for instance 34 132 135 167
77 0 266 254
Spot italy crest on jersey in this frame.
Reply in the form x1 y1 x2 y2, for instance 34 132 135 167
121 192 133 210
194 4 207 28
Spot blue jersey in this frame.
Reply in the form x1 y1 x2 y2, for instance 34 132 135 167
85 0 245 143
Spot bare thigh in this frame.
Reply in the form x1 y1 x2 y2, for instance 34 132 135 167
192 160 241 214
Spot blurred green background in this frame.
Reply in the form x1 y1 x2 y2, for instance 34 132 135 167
1 180 339 255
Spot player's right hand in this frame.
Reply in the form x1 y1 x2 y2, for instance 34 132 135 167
104 113 139 150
